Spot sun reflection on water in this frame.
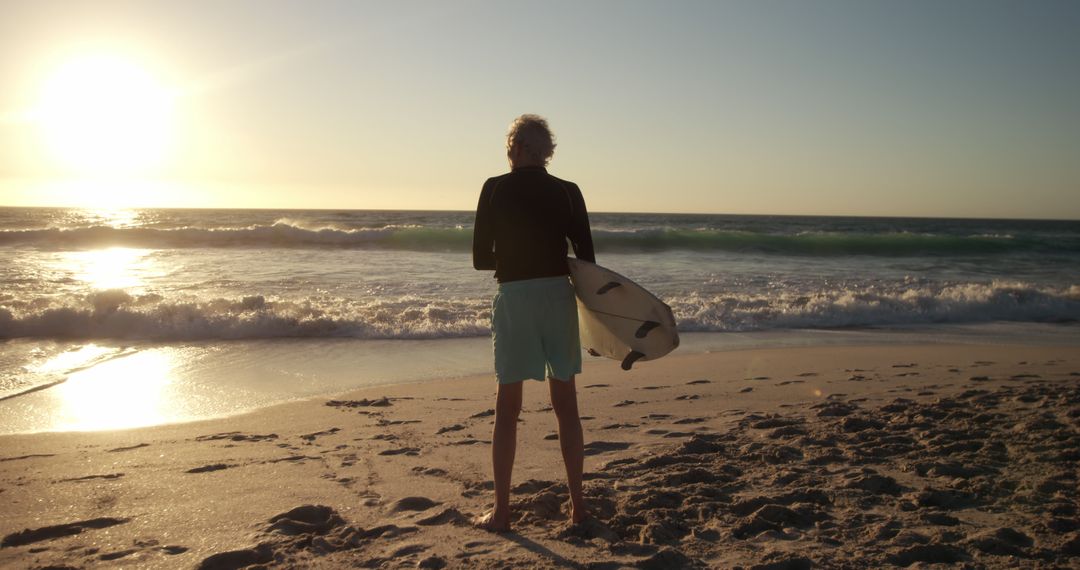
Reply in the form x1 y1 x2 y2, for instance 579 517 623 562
62 247 153 290
29 344 118 374
80 207 141 228
54 350 174 431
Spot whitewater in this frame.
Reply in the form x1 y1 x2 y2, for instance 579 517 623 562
1 206 1078 432
2 207 1079 342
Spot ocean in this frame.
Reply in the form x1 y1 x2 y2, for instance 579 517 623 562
1 207 1078 433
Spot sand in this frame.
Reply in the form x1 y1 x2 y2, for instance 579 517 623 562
1 343 1078 569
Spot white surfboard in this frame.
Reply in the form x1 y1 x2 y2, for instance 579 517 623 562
566 257 679 370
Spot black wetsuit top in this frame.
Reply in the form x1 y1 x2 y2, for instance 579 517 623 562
472 166 595 283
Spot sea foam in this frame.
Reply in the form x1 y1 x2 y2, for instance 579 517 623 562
1 281 1076 341
1 223 1074 256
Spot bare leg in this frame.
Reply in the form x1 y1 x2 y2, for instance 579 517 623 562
477 381 522 532
549 375 587 523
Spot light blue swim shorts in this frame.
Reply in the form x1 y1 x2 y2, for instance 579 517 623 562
491 276 582 384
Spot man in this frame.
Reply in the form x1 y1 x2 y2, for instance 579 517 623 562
472 114 595 532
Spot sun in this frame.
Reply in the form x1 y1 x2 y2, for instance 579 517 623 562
34 54 176 176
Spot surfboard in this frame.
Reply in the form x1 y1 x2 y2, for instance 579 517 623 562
566 257 679 370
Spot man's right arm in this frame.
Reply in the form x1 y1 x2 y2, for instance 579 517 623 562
472 182 496 270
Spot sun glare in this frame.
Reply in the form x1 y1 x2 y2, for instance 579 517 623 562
65 247 153 290
34 54 175 176
54 350 175 431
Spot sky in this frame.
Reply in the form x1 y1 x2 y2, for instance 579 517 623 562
1 0 1078 218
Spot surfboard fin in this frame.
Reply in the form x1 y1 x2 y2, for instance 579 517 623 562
587 348 601 357
635 321 660 338
621 350 645 370
596 281 622 295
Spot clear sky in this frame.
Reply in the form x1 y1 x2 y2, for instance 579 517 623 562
1 0 1078 218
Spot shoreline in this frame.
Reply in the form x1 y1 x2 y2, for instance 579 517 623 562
1 342 1078 568
2 323 1079 436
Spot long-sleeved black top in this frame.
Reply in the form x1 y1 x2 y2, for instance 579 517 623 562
472 166 595 283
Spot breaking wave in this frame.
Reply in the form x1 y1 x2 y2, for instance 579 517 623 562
673 280 1080 331
2 223 1077 256
1 281 1076 341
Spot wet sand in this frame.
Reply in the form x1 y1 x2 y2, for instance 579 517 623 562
1 344 1078 569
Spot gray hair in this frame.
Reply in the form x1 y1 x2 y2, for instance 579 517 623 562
507 114 556 166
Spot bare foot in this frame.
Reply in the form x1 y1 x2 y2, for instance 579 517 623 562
570 506 589 525
473 510 511 533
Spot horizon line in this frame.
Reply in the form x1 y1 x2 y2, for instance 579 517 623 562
0 203 1077 223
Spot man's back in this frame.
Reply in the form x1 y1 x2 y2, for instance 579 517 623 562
472 166 594 282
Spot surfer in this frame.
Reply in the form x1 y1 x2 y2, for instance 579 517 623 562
472 114 596 532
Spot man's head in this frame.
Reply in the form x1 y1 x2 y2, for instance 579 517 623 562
506 114 556 168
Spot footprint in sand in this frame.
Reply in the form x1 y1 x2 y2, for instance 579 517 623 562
2 517 130 547
583 441 632 456
418 555 448 568
389 496 440 513
0 454 55 462
379 447 420 456
106 443 149 452
470 409 495 419
675 394 700 400
585 383 611 389
58 473 124 483
377 418 421 426
450 438 489 446
267 454 315 464
327 397 392 408
436 424 465 435
186 463 232 474
360 523 420 540
384 544 434 564
99 548 141 561
300 427 340 441
198 544 274 569
411 466 448 477
196 432 279 443
686 379 711 385
455 539 499 558
266 505 347 535
416 508 469 526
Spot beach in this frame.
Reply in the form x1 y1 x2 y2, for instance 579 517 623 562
2 342 1078 569
4 1 1080 566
